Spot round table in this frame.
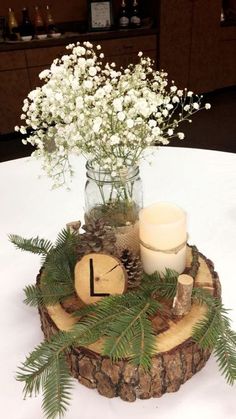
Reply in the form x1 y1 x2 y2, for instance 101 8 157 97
0 147 235 419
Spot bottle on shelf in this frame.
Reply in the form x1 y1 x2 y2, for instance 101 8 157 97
130 0 141 28
118 0 129 29
34 5 47 39
45 5 60 37
8 8 20 41
20 8 34 40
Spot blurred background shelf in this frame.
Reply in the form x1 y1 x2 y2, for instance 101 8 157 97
0 0 236 156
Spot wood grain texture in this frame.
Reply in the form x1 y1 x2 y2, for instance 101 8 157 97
25 45 68 67
159 0 192 88
188 0 222 93
0 68 30 134
0 50 26 71
38 248 221 401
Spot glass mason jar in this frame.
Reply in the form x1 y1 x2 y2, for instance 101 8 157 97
84 161 143 228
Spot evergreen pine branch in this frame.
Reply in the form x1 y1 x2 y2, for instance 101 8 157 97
17 332 75 419
129 314 157 371
22 332 75 367
73 291 163 322
23 284 44 307
225 328 236 346
54 228 80 276
102 303 151 361
192 286 216 307
80 294 160 366
191 288 236 384
43 229 80 287
214 308 236 385
73 299 140 347
73 294 160 369
23 283 75 307
191 302 221 349
10 229 80 287
214 330 236 385
17 324 102 417
9 234 53 258
55 228 78 250
141 278 236 384
42 354 73 419
43 252 73 286
141 269 178 299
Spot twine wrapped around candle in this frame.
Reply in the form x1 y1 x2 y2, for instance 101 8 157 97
139 236 188 255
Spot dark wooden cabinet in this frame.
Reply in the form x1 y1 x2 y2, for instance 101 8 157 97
0 68 31 134
159 0 192 88
159 0 236 93
218 25 236 89
0 32 157 134
0 50 31 135
188 0 222 92
97 35 157 68
1 0 236 135
0 50 26 71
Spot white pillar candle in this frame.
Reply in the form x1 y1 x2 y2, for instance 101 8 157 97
139 202 187 275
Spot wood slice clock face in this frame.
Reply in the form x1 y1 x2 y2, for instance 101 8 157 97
74 253 127 305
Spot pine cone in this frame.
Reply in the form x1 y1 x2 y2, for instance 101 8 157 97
76 218 117 259
120 249 143 290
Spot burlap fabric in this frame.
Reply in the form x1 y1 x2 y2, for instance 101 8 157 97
114 221 140 256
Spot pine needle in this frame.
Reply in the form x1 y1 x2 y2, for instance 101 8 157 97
23 283 74 307
192 288 236 384
42 355 73 419
17 333 74 418
9 234 53 259
141 269 178 299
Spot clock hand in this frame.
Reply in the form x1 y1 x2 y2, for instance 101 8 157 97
98 263 121 280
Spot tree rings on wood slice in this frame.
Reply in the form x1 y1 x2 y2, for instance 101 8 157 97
37 246 221 402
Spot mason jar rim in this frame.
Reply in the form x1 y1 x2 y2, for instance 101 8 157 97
86 161 139 182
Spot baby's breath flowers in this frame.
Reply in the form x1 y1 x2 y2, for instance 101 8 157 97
16 41 211 187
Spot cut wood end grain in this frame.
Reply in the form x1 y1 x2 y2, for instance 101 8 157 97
74 253 127 305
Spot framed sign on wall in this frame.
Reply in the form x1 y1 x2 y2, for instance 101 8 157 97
88 1 113 30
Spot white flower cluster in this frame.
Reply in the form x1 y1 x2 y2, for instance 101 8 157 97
16 41 211 187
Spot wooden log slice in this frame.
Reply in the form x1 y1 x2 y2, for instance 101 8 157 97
37 247 221 402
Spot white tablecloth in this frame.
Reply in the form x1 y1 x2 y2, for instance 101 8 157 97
1 147 236 419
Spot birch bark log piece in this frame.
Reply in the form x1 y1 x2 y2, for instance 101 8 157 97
66 220 81 234
172 274 194 316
